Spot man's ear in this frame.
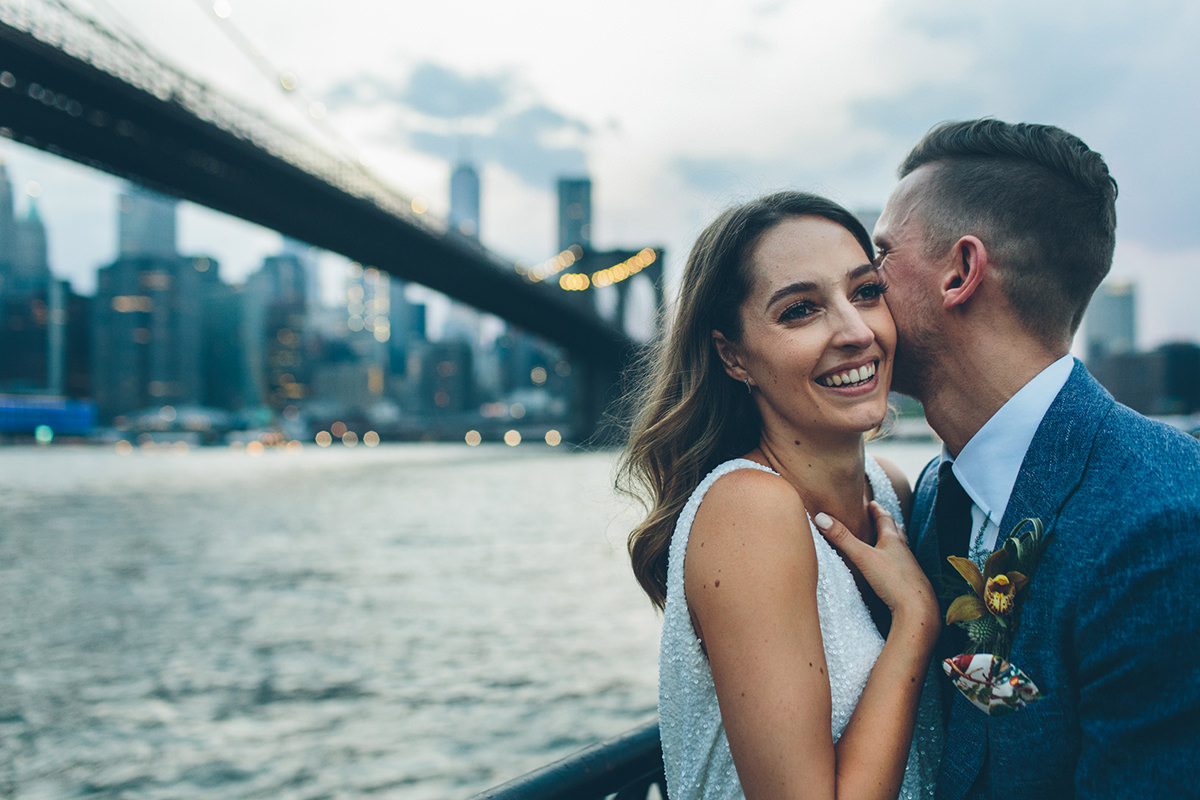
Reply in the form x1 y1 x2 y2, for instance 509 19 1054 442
943 235 988 310
712 330 748 382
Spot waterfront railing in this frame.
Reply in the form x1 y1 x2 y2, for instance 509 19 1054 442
468 719 664 800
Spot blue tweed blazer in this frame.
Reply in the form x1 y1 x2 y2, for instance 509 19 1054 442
910 360 1200 799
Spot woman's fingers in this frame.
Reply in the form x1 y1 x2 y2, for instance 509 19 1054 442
812 511 863 559
868 501 906 546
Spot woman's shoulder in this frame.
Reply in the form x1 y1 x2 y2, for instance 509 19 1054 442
699 459 799 513
686 462 814 577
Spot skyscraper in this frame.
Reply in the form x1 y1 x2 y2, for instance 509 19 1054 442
118 184 178 259
557 177 592 253
449 162 481 238
0 186 60 394
243 251 310 412
12 200 50 294
92 188 213 420
0 158 16 274
1085 281 1136 362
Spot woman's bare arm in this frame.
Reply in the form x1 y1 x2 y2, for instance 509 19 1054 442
687 472 937 800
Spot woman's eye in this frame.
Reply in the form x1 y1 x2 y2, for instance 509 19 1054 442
779 302 816 322
855 281 889 302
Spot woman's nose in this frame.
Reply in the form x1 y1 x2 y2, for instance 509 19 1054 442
831 304 875 348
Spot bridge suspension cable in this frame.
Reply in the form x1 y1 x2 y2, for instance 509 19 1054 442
0 0 435 229
184 0 368 171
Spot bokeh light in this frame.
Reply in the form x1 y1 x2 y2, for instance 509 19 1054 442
544 430 562 447
464 430 482 447
503 430 521 447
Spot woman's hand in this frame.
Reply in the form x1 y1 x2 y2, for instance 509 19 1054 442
814 502 939 636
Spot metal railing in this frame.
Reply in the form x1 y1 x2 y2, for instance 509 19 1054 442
469 720 665 800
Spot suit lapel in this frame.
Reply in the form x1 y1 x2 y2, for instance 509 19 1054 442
935 361 1113 800
996 361 1112 545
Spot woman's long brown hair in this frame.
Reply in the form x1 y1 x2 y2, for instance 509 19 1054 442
616 192 874 608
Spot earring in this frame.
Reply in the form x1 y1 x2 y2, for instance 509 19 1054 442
743 378 753 395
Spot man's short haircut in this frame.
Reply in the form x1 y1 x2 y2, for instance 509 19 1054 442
899 119 1118 345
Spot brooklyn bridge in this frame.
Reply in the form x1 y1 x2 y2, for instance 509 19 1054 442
0 0 665 439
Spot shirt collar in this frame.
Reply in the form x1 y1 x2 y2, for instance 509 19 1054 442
940 355 1074 525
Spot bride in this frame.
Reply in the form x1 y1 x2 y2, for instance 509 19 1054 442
619 192 941 799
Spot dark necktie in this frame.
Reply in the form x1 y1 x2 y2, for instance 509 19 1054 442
935 460 973 715
936 460 973 565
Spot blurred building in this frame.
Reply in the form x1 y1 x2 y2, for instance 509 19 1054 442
91 185 217 421
1084 281 1136 361
557 177 592 252
0 159 15 268
854 209 881 240
0 165 83 398
449 162 481 239
410 338 473 416
92 254 218 420
244 251 310 413
118 184 177 259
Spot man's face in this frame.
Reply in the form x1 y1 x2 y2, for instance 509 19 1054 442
872 165 945 399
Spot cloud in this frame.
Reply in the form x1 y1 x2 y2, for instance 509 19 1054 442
326 63 511 119
324 62 591 188
842 1 1200 247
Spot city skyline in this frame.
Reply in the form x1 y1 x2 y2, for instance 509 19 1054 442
1 0 1198 351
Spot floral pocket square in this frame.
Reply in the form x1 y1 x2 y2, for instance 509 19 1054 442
943 653 1043 715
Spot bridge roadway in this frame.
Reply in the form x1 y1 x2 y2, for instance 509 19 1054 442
0 14 636 384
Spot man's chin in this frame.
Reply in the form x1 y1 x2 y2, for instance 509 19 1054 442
889 357 928 401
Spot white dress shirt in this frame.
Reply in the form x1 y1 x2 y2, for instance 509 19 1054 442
940 355 1074 560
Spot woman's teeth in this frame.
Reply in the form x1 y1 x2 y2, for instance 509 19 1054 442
817 362 876 387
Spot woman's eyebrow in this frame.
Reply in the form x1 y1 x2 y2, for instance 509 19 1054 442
765 281 816 309
764 263 876 309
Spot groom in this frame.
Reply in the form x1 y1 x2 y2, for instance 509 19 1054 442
874 119 1200 798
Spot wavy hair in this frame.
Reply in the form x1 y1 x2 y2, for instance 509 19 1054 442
617 192 874 608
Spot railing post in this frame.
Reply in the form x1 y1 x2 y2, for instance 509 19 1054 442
468 719 664 800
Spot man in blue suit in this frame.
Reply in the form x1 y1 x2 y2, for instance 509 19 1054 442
873 119 1200 798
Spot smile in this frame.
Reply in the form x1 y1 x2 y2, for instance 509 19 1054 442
815 361 877 388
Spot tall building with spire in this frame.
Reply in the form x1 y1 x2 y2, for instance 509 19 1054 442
449 162 481 239
11 200 50 295
0 158 16 275
556 177 592 253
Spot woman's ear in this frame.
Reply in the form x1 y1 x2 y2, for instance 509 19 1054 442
712 330 748 382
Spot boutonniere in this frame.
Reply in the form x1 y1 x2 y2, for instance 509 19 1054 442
942 518 1051 715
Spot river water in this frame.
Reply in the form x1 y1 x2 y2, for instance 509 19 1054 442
0 439 939 799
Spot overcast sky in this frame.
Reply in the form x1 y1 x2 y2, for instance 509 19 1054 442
2 0 1198 347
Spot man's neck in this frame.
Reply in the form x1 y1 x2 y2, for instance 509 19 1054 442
921 346 1065 457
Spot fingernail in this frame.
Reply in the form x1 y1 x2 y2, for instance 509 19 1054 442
813 512 832 530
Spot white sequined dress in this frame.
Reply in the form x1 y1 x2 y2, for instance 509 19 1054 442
658 458 941 800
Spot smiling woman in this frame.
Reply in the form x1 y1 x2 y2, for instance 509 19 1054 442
618 191 941 800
